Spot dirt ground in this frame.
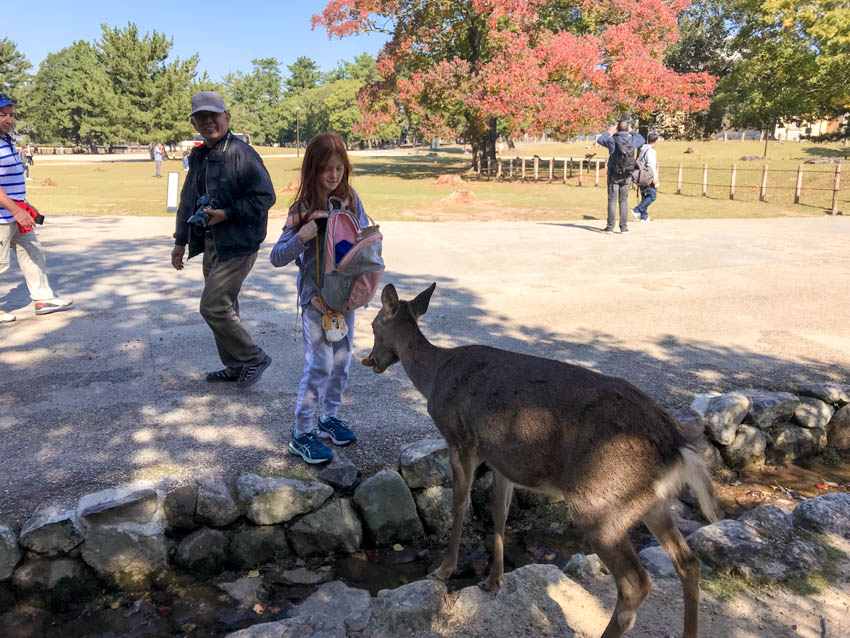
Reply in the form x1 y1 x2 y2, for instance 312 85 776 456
2 215 850 533
572 560 850 638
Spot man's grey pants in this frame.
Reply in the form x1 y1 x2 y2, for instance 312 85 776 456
606 177 632 230
294 304 355 436
200 235 265 369
0 222 56 301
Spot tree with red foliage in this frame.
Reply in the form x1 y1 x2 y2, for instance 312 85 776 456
314 0 715 166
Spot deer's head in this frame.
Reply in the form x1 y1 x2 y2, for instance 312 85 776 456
363 283 436 373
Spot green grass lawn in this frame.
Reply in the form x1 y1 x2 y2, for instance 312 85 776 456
24 139 849 222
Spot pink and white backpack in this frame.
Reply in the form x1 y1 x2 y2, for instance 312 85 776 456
309 196 384 313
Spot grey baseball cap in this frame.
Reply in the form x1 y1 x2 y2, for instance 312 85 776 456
190 91 227 115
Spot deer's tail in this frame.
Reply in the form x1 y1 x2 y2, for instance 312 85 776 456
655 445 720 523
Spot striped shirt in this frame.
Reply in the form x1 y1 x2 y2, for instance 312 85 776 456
0 135 25 224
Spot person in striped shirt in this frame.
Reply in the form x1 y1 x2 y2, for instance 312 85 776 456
0 93 72 323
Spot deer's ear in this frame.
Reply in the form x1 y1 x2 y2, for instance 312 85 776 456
410 283 436 319
381 284 400 314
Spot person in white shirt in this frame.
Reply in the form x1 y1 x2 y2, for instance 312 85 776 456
0 93 73 324
632 132 659 222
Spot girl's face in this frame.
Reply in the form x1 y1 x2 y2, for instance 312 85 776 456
318 152 345 196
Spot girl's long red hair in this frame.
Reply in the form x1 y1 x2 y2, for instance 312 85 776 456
291 132 353 229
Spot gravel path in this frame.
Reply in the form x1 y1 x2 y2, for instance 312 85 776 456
1 215 848 530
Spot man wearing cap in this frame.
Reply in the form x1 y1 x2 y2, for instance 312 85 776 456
0 93 73 323
171 91 276 388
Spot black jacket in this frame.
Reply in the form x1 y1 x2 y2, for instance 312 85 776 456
174 132 276 261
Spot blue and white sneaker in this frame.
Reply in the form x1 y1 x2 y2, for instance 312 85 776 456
317 416 357 446
288 430 334 464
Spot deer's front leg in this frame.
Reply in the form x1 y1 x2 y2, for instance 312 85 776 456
429 445 477 581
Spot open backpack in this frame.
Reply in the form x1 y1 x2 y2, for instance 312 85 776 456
307 196 385 313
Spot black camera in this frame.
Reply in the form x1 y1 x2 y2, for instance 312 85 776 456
188 194 214 226
34 214 44 225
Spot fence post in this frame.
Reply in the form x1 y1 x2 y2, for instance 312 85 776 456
741 130 745 142
487 157 492 180
549 157 554 183
702 164 708 197
730 164 736 200
759 164 768 202
496 158 502 180
509 158 514 182
677 162 683 195
521 157 526 181
832 164 842 214
563 158 567 184
594 160 600 186
794 164 803 204
579 159 584 186
534 156 539 182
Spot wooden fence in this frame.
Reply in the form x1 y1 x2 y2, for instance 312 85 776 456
474 156 847 213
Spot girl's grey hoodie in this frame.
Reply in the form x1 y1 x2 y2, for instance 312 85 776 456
269 190 368 306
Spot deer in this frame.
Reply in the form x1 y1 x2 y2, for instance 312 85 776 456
362 283 719 638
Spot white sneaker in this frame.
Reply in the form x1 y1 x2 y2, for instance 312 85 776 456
34 298 73 315
640 216 653 222
631 208 640 221
0 311 15 323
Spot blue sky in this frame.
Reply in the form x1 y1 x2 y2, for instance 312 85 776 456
10 0 390 81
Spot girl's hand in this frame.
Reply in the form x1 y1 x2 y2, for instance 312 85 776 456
297 220 318 243
310 296 330 315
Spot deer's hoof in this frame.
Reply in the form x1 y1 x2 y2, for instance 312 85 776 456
479 576 504 592
427 567 452 582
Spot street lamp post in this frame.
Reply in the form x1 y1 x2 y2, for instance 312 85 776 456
295 106 301 159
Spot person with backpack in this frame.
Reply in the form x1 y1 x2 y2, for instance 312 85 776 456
596 119 645 234
270 132 375 464
632 132 660 222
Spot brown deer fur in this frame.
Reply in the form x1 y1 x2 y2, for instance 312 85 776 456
364 283 719 638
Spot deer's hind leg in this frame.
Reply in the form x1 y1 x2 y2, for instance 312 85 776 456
429 444 478 581
642 503 701 638
481 470 514 591
588 531 652 638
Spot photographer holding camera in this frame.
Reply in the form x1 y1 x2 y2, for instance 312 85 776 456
171 91 276 388
0 93 73 324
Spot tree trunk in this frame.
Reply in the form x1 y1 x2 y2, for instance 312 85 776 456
470 119 498 171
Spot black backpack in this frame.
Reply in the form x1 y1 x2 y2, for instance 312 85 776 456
611 135 635 181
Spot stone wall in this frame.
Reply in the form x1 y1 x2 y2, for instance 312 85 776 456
687 382 850 469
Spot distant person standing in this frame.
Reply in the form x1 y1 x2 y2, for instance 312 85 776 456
24 143 34 167
19 148 30 180
0 93 73 324
171 90 276 389
181 150 189 171
154 143 164 178
597 119 645 234
632 132 660 223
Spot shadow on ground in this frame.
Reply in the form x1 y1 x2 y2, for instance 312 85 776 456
0 227 847 531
